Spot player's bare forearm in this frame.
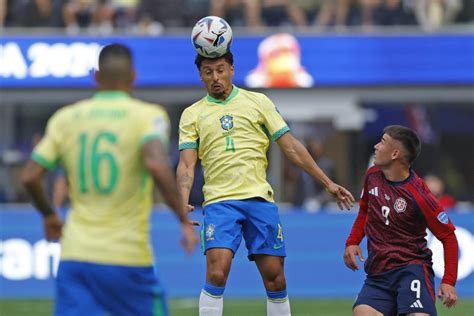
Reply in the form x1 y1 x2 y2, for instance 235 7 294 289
176 149 198 208
277 133 332 187
177 166 194 205
143 140 187 223
21 160 56 218
277 133 354 209
52 175 69 209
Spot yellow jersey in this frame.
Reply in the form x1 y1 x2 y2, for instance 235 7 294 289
32 91 170 266
179 86 289 206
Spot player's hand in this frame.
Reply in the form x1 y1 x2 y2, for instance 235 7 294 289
43 213 63 241
326 182 355 210
185 204 200 226
343 245 364 271
438 283 457 308
187 204 195 213
180 222 199 255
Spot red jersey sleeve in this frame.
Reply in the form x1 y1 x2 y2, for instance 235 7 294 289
345 170 370 246
406 179 458 286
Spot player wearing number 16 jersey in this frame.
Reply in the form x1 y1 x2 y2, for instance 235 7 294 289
344 125 458 316
22 44 198 316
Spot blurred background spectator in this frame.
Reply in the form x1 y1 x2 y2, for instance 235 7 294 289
2 0 473 31
209 0 262 28
62 0 112 34
62 0 140 34
424 174 457 211
292 138 336 212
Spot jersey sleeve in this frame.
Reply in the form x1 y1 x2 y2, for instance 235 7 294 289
31 113 61 170
259 94 290 141
406 180 458 286
178 107 199 151
140 106 170 148
345 171 369 246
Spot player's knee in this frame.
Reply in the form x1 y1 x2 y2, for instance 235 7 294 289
264 272 286 292
207 270 228 286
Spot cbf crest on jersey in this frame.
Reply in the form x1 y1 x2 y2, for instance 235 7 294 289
220 114 234 131
394 197 407 213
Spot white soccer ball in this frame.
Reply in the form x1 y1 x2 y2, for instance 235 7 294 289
191 16 233 58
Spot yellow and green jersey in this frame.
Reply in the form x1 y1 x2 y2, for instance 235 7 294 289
179 86 289 206
32 91 170 266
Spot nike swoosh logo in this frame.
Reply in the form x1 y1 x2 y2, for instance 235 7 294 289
273 244 284 249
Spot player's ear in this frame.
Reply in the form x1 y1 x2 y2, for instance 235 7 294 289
130 69 137 83
391 149 401 161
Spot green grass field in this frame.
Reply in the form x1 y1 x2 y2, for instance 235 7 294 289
1 299 473 316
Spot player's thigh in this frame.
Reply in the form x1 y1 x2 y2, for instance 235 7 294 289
353 274 397 316
54 261 104 316
396 264 437 316
201 201 245 254
241 198 286 259
205 248 234 283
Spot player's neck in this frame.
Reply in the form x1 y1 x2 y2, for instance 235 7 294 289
381 165 410 183
97 85 131 94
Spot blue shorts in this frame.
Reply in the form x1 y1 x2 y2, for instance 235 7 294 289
55 261 168 316
201 198 286 260
354 264 436 316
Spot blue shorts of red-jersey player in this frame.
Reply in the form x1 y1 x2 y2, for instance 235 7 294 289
354 264 437 316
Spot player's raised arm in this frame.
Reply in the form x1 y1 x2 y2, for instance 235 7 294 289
21 160 63 241
142 139 198 253
276 132 354 210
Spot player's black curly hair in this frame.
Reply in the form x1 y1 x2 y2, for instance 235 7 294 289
194 50 234 70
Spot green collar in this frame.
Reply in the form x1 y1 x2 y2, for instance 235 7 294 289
206 85 239 105
94 91 130 100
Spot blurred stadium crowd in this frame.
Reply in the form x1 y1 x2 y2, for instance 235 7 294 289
1 1 473 211
1 0 473 35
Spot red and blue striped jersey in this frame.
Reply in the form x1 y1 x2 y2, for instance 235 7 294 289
346 166 458 285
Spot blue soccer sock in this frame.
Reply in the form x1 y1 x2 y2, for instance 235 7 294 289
203 282 225 298
199 283 225 316
266 289 291 316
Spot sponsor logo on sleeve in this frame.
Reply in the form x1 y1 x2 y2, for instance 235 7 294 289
437 212 449 224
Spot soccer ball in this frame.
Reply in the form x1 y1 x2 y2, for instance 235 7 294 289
191 16 233 58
